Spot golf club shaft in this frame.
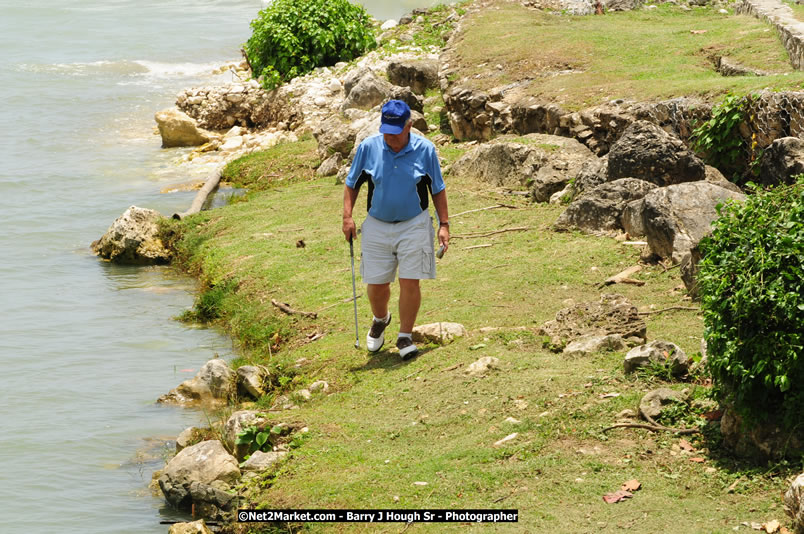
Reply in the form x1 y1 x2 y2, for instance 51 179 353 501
349 237 360 347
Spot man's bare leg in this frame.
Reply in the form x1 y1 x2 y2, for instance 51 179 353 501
398 278 421 334
367 283 390 318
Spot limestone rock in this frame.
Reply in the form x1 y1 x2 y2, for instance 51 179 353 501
158 440 240 511
168 519 213 534
562 334 627 357
236 365 269 400
158 358 235 406
387 58 439 95
465 356 500 376
623 340 689 376
554 178 658 234
176 427 203 453
342 70 393 111
720 405 804 460
638 388 685 422
622 198 647 237
91 206 170 264
704 165 742 193
717 56 768 77
450 134 592 192
312 114 357 160
309 380 329 393
608 121 706 186
412 322 467 344
571 155 609 198
538 294 647 352
641 182 745 263
223 410 269 454
784 473 804 532
759 136 804 187
317 153 343 177
155 107 211 148
242 450 288 473
188 480 236 520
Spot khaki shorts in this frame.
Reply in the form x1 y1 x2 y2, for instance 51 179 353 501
360 210 436 284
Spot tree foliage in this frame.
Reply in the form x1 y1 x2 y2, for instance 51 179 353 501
244 0 376 89
698 177 804 429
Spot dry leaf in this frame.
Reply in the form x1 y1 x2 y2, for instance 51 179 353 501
780 526 792 534
679 439 696 452
690 29 708 34
621 479 641 492
603 490 633 503
763 520 781 533
702 409 723 421
690 457 706 463
600 392 621 399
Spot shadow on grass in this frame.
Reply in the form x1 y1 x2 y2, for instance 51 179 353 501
348 346 437 373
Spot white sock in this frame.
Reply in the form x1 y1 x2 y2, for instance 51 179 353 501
398 332 412 340
374 312 390 323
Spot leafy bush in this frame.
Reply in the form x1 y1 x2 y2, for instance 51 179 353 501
244 0 376 89
698 177 804 429
690 93 758 182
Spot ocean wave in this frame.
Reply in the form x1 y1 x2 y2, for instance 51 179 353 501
16 59 230 80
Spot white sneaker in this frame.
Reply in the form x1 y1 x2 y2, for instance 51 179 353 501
366 314 391 352
396 336 419 360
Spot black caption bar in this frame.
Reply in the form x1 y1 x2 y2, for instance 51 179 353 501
237 509 518 523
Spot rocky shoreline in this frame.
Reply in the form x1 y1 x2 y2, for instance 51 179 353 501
88 1 804 532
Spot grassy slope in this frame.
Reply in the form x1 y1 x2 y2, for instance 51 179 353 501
165 2 802 532
451 1 804 109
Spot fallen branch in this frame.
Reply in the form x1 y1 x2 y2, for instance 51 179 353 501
271 299 317 319
451 226 531 239
452 204 521 218
602 423 701 435
638 306 700 316
464 244 493 250
172 167 223 220
598 265 643 288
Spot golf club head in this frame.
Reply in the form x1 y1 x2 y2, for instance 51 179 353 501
354 340 360 349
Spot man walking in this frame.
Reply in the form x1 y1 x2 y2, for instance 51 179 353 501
342 100 449 360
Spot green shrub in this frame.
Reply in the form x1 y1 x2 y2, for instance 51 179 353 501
244 0 376 89
698 177 804 429
690 92 758 183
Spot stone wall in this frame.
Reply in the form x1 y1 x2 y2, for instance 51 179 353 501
737 0 804 70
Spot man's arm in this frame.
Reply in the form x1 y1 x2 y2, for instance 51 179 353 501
342 185 359 241
432 189 449 252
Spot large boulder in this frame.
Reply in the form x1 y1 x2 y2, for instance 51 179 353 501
154 107 211 148
158 440 240 512
91 206 171 264
449 134 593 192
759 136 804 187
720 405 804 460
223 410 269 457
554 178 658 234
387 58 439 95
679 245 703 300
538 294 647 352
168 520 214 534
571 155 609 198
236 365 270 400
639 388 685 423
623 340 689 376
784 474 804 532
641 182 746 263
312 114 358 160
342 70 393 111
608 121 706 186
158 359 235 405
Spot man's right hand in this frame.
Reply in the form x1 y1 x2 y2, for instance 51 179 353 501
342 216 356 242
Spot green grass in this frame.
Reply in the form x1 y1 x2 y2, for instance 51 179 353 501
169 137 795 533
450 0 804 109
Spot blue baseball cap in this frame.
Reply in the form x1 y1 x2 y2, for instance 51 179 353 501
379 100 411 135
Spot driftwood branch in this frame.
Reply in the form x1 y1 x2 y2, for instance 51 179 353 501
172 168 223 220
451 226 531 239
602 423 701 435
638 306 700 316
598 265 644 288
271 299 317 319
451 204 521 219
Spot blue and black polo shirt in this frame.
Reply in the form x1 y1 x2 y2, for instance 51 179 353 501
346 133 445 223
